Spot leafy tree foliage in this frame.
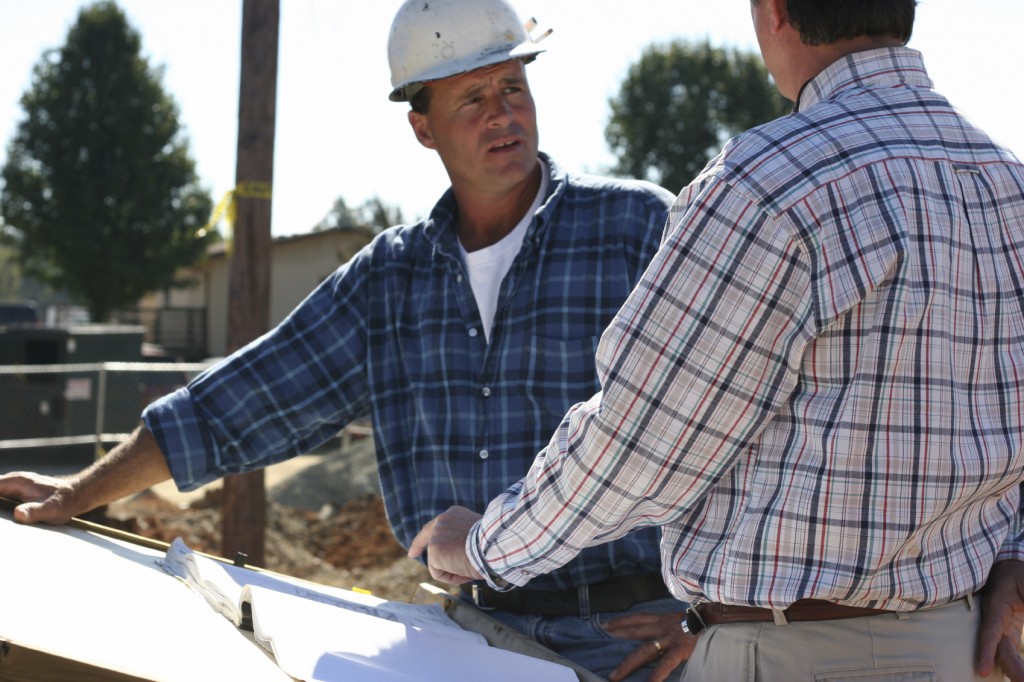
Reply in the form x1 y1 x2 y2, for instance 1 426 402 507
606 40 791 193
0 1 216 321
315 195 404 235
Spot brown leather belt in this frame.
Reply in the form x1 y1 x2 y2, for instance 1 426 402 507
461 573 672 616
684 599 891 635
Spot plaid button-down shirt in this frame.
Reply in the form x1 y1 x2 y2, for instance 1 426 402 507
143 154 673 591
470 48 1024 610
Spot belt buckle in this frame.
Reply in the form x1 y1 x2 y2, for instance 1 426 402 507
683 604 708 635
470 584 496 611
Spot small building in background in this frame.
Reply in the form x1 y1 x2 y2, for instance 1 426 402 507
128 226 374 360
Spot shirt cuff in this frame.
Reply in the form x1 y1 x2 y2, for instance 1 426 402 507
142 387 222 491
995 489 1024 562
996 530 1024 563
466 520 517 591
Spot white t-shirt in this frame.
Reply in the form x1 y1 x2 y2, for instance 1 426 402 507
459 163 550 343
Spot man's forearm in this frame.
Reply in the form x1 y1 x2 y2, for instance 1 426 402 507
67 425 173 515
0 425 175 526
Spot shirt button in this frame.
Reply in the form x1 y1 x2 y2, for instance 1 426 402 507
468 328 478 338
479 449 489 460
481 387 491 397
456 274 463 283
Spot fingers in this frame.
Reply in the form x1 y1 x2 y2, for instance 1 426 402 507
978 561 1024 678
609 634 696 682
424 538 481 584
0 472 45 503
978 622 1002 677
426 547 484 585
604 611 685 639
648 630 699 682
427 565 478 585
978 612 1004 676
13 501 42 525
14 496 75 526
648 640 694 682
608 639 661 682
608 624 698 682
410 506 485 585
0 473 71 525
993 634 1024 681
407 518 436 559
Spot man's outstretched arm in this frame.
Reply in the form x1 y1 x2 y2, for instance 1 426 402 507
0 425 172 525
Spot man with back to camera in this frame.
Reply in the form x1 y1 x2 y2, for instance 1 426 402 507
413 0 1024 679
0 1 695 680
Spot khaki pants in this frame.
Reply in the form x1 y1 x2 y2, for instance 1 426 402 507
679 597 1005 681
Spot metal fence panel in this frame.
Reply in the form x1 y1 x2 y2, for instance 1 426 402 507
0 362 213 471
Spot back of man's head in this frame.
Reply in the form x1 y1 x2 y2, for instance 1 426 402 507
779 0 916 45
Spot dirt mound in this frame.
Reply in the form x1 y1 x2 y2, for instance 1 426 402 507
94 440 442 603
99 489 436 602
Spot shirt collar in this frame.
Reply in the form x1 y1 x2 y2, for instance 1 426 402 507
795 46 933 113
423 151 565 253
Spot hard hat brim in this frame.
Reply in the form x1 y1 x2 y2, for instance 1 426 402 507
389 44 545 103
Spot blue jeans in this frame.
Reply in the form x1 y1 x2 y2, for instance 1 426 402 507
476 596 687 682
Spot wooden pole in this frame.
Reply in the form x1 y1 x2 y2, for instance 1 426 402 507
221 0 279 566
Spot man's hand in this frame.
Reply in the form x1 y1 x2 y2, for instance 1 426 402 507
604 611 697 682
978 559 1024 680
0 471 80 525
0 427 172 526
409 505 485 585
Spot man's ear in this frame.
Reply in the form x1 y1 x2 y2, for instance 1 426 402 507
763 0 788 33
408 111 436 150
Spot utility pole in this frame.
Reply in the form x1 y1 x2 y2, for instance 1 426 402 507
221 0 279 566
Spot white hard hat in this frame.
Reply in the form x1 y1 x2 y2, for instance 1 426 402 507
387 0 550 102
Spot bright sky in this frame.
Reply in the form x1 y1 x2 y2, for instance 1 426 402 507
1 1 1022 237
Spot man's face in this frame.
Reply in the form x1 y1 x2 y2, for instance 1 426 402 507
408 59 539 195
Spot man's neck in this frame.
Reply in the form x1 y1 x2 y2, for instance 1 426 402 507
453 162 543 253
787 36 904 102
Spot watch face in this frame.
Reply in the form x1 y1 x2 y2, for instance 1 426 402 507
684 605 707 635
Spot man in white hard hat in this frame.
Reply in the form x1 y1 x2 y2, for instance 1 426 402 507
0 1 690 680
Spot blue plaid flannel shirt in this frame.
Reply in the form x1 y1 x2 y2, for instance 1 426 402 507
143 154 673 591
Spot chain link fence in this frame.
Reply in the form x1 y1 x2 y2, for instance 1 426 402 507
0 361 213 472
0 361 376 475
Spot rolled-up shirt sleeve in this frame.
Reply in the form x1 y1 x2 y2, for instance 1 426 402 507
997 485 1024 563
142 249 374 492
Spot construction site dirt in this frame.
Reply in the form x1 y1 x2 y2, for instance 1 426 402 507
92 437 440 603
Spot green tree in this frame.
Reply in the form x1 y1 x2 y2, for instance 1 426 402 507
0 1 215 322
606 40 791 193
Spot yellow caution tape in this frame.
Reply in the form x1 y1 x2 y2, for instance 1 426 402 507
196 181 273 250
234 180 273 199
197 191 234 238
